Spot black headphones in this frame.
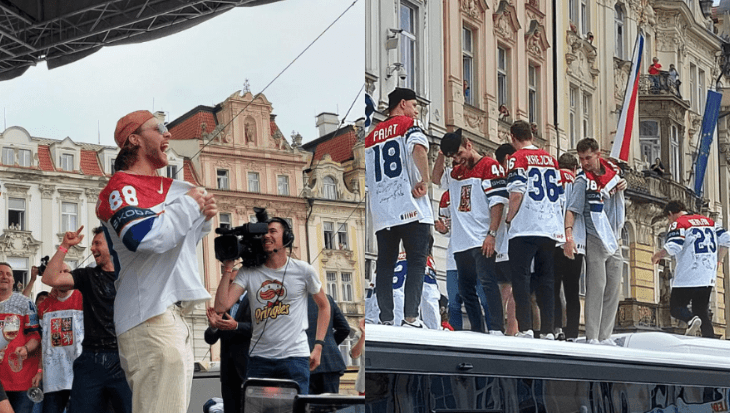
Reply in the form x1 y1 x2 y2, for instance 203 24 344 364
268 217 294 248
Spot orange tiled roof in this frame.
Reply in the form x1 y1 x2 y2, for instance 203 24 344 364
79 150 104 176
270 120 280 137
168 109 218 141
183 159 200 186
37 145 56 171
308 129 357 164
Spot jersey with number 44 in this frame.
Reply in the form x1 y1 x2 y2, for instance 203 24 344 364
663 214 730 288
365 116 433 232
506 146 564 241
96 172 211 335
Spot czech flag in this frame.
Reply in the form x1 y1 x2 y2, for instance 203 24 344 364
610 31 644 162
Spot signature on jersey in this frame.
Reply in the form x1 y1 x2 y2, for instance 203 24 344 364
376 181 405 202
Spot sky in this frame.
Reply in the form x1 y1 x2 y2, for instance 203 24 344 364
0 0 364 147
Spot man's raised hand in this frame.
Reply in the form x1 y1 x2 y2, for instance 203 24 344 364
62 225 85 249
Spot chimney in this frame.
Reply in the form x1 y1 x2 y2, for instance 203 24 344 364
315 112 339 137
154 111 166 123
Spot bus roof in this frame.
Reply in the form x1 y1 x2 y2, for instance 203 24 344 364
366 325 730 386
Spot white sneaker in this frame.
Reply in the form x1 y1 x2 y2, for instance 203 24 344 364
380 320 394 326
685 316 702 336
599 338 617 346
554 328 566 341
401 318 426 329
586 339 600 344
488 330 505 336
540 333 555 340
516 330 534 339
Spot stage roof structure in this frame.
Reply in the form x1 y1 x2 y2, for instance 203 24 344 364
0 0 281 81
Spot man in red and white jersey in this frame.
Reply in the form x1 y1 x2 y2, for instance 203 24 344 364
652 200 730 337
432 129 507 333
97 110 217 411
365 87 433 328
564 138 626 345
504 120 563 339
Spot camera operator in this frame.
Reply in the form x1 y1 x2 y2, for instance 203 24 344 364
214 217 330 395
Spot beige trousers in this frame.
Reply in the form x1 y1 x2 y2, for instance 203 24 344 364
118 305 194 413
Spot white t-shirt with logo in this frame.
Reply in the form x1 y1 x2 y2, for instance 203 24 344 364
233 258 322 359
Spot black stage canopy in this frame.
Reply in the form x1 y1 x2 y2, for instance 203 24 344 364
0 0 281 81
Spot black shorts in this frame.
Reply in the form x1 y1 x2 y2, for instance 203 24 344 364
0 379 7 403
495 261 511 284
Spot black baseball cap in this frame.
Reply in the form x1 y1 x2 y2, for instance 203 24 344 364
440 129 463 157
387 87 417 112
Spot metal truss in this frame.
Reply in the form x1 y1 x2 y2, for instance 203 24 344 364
0 0 278 80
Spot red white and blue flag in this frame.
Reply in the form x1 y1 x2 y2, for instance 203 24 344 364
610 31 644 162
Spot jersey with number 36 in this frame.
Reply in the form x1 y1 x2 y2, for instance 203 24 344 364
365 115 433 232
663 214 730 288
96 172 211 335
506 145 564 241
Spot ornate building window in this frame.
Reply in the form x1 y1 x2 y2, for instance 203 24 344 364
322 176 337 200
580 0 589 36
18 150 30 167
698 68 706 114
497 46 509 108
582 92 592 139
671 125 681 182
60 153 74 171
324 221 335 250
399 3 417 90
2 148 13 165
277 175 290 196
640 120 660 166
615 4 625 59
7 257 28 290
621 226 631 299
326 271 338 300
247 172 260 193
61 202 78 233
569 85 578 148
528 64 539 126
166 165 178 179
341 272 353 302
463 26 474 106
8 198 25 230
690 63 697 112
217 169 229 190
337 223 349 250
219 213 231 230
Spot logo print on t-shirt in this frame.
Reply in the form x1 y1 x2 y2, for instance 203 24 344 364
51 317 74 347
254 280 290 324
458 185 472 212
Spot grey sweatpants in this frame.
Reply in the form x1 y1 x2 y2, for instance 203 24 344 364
584 234 623 341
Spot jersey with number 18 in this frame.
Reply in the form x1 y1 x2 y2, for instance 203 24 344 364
365 115 433 232
506 145 564 241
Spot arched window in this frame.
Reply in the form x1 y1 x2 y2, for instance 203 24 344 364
322 176 338 200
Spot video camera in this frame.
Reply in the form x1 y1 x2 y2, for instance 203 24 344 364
37 256 50 276
214 207 270 268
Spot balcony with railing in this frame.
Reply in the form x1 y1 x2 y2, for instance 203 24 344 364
638 72 682 99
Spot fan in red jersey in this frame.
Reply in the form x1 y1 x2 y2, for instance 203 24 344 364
652 200 730 338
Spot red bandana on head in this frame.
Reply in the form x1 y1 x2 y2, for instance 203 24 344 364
584 158 619 190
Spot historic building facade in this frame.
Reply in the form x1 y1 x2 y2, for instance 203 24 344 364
301 115 366 376
555 0 729 336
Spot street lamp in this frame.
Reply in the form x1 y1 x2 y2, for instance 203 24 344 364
700 0 713 19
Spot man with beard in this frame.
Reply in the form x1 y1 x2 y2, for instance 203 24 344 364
42 226 132 412
96 110 217 412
